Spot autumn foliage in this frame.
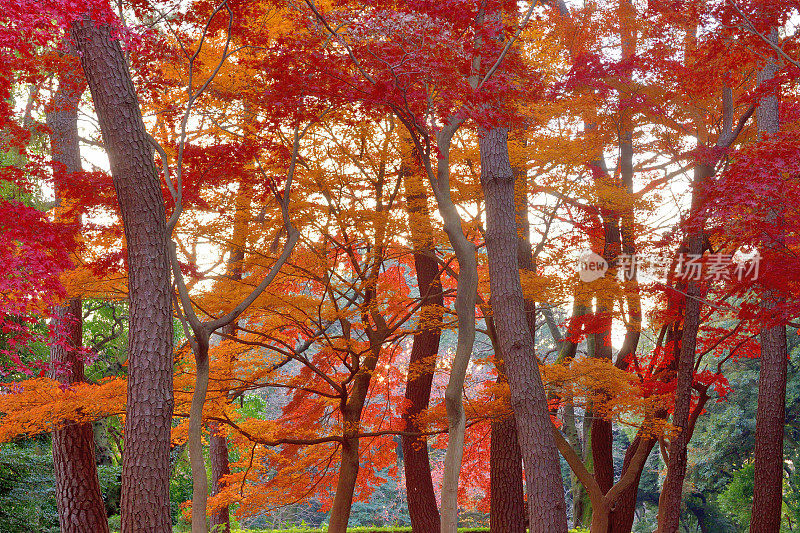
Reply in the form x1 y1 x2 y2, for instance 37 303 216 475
1 0 800 531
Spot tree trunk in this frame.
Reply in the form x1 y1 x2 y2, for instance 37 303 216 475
47 52 110 533
71 17 174 533
327 370 375 533
750 30 787 533
50 300 112 533
480 126 567 533
656 227 705 532
189 334 211 533
328 431 361 533
400 142 442 532
420 119 478 533
209 423 231 533
489 348 525 533
327 324 384 532
609 434 656 533
486 133 527 533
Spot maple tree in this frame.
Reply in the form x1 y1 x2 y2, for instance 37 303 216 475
2 0 800 532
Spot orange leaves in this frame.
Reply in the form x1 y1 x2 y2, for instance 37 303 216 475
543 357 669 433
0 377 126 442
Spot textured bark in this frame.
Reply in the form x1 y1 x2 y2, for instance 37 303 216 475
485 134 526 533
209 424 231 533
399 143 442 533
489 341 525 533
490 413 525 533
47 53 111 533
480 126 567 533
71 18 174 533
750 31 787 533
50 301 112 533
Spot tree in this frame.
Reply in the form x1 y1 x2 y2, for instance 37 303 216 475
71 14 175 532
46 45 109 533
399 133 443 532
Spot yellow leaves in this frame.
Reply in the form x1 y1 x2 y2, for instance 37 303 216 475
0 377 126 442
543 358 670 435
519 269 557 303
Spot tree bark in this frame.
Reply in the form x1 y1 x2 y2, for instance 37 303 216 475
400 141 442 533
71 18 174 533
328 416 362 533
489 341 525 533
327 336 383 533
412 118 478 533
188 333 211 533
480 126 567 533
51 301 112 533
209 423 231 533
47 50 111 533
750 28 787 533
486 133 527 533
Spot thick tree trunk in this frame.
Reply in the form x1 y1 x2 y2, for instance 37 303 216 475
72 18 174 533
480 126 567 533
486 134 527 533
47 54 110 533
750 33 787 533
489 348 525 533
400 145 442 532
490 417 525 533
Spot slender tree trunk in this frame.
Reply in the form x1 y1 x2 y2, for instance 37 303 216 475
207 196 248 533
71 18 174 533
51 301 112 533
750 29 787 533
327 343 380 533
480 126 567 533
656 225 705 533
189 334 211 533
209 423 231 533
328 422 361 533
208 319 240 533
610 434 656 533
592 206 621 501
421 120 478 533
47 50 110 533
400 142 442 532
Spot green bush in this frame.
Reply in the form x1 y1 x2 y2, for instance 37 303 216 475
0 440 59 533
